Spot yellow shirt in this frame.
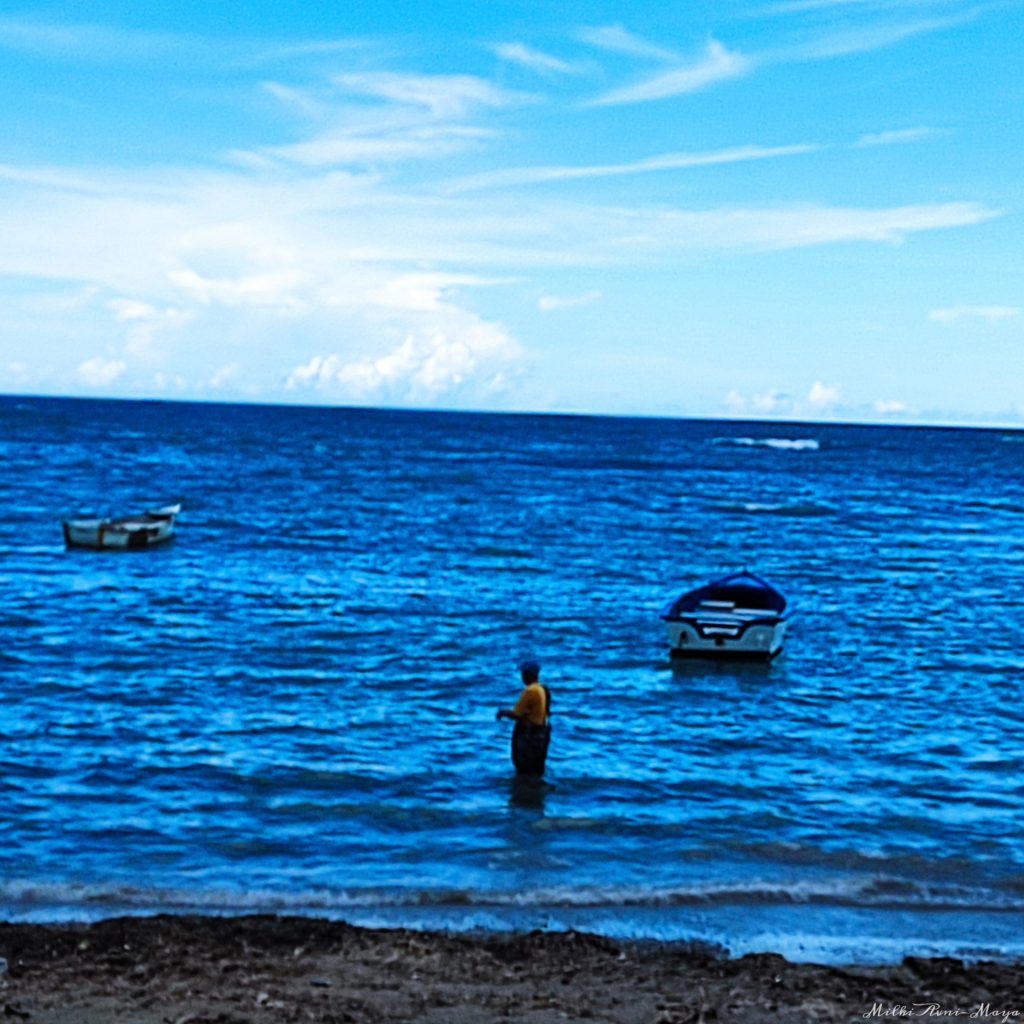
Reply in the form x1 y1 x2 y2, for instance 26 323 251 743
512 682 548 726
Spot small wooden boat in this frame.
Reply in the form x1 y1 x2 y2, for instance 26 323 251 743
62 503 182 550
662 570 789 660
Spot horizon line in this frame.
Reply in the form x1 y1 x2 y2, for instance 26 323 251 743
3 389 1022 435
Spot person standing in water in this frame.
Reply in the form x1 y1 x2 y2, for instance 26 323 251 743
496 660 551 776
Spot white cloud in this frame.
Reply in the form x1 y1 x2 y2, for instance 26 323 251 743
365 272 507 312
169 268 307 310
250 70 524 170
928 305 1020 323
493 42 578 75
333 71 521 119
590 40 751 106
577 24 678 62
855 126 940 148
262 127 494 168
151 371 187 392
874 398 909 415
766 0 943 12
808 380 841 409
445 143 817 193
284 272 524 402
724 388 785 414
786 12 978 61
77 356 126 386
752 390 783 413
623 201 998 251
725 389 747 414
209 363 240 389
288 322 521 402
108 297 195 354
538 290 602 311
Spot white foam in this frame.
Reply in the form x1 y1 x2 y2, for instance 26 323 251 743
721 437 821 451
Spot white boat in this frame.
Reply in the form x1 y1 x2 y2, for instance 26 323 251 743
662 570 789 660
62 503 182 550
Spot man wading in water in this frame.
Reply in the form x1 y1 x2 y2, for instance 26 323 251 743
496 660 551 776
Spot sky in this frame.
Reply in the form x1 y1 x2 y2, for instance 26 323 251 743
1 1 1022 425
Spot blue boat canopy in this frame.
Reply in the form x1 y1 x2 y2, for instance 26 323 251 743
662 570 787 620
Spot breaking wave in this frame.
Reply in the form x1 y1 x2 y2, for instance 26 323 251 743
714 437 820 451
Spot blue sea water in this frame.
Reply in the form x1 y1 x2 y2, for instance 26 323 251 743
2 395 1024 965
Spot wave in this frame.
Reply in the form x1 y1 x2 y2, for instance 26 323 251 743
708 501 835 517
7 878 1024 964
713 437 820 451
4 876 1020 917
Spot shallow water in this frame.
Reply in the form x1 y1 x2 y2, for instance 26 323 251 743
3 396 1023 963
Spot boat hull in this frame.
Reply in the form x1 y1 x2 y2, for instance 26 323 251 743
62 504 180 550
665 617 787 660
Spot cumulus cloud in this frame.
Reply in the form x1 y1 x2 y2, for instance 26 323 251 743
929 305 1020 323
285 273 523 403
589 40 751 106
77 356 126 386
287 322 521 402
209 363 240 389
108 297 194 352
538 290 602 311
808 380 841 409
724 389 785 415
727 383 843 419
806 380 839 411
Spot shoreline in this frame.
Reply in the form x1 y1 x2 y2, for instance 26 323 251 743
2 914 1022 1023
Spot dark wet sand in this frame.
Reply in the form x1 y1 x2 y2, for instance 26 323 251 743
1 914 1021 1023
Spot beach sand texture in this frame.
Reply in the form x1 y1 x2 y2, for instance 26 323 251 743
1 915 1022 1023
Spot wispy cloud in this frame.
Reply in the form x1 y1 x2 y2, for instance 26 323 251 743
589 40 751 106
538 290 602 311
333 71 523 118
252 71 526 168
576 24 679 62
0 16 188 62
493 42 579 75
783 10 980 60
855 126 942 147
874 398 910 415
929 305 1020 323
764 0 952 13
445 143 816 193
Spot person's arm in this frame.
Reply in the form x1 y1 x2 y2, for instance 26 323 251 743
496 686 539 722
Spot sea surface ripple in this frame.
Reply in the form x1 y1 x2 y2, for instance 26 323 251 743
3 397 1023 964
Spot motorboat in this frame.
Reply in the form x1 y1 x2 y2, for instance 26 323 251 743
661 570 789 660
62 503 182 550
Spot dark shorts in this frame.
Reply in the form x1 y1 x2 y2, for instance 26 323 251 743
511 721 551 776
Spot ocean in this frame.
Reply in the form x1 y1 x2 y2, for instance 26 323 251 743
3 395 1023 965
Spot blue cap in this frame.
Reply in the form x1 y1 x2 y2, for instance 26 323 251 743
519 659 541 674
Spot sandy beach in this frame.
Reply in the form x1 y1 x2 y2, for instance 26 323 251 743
1 915 1021 1023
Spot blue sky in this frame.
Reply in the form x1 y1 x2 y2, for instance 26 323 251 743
1 1 1022 424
